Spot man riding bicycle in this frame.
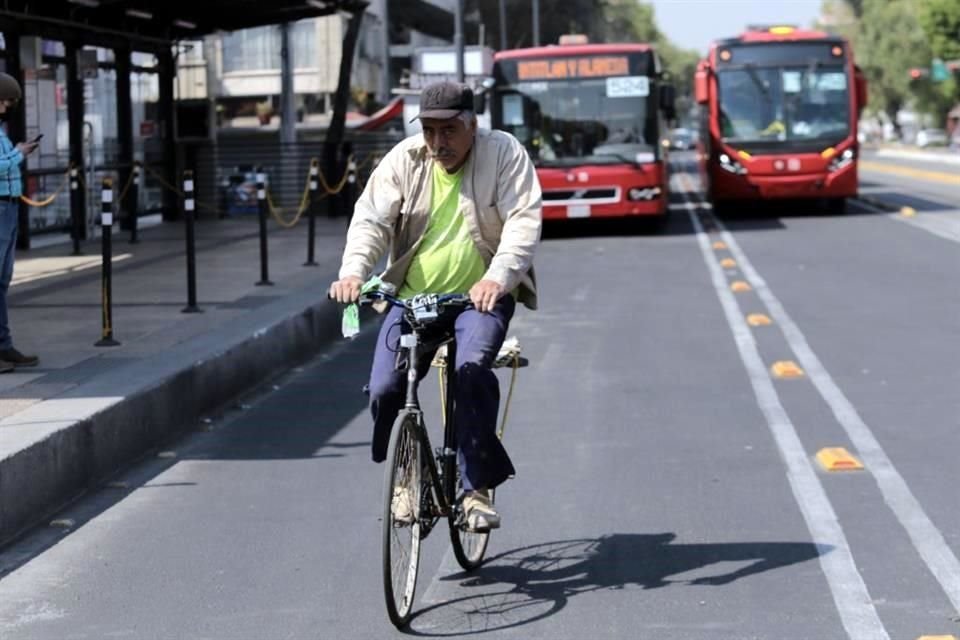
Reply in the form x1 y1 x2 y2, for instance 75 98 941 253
329 81 542 531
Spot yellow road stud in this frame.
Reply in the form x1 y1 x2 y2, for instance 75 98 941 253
720 258 737 269
747 313 772 326
731 280 752 292
900 206 917 217
771 360 805 378
712 241 727 250
816 447 864 471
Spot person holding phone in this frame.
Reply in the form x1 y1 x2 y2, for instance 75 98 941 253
0 72 40 371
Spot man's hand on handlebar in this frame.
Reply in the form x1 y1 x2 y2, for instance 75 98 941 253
469 279 506 313
329 276 364 304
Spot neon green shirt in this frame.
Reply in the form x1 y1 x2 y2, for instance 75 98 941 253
398 163 486 298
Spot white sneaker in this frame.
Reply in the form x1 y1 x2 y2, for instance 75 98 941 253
462 489 500 531
391 487 415 524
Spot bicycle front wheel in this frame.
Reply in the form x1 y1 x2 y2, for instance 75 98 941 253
382 412 423 628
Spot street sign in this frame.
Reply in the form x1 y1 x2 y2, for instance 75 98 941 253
931 58 949 82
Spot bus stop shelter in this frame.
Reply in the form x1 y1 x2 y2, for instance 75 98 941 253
0 0 368 250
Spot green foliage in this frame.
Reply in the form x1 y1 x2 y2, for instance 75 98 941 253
856 0 933 119
918 0 960 60
825 0 958 124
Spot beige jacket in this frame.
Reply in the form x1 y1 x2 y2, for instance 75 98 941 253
338 128 542 310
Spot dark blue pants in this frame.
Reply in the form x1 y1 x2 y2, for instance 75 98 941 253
368 295 516 491
0 200 19 350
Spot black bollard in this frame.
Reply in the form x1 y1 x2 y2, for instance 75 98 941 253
255 167 273 286
69 166 82 256
182 170 202 313
129 163 141 244
345 156 358 225
304 158 319 267
95 178 120 347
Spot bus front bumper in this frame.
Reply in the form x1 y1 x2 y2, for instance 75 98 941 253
542 198 666 220
712 162 857 200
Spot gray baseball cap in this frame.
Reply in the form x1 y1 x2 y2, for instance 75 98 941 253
0 73 22 102
410 81 474 122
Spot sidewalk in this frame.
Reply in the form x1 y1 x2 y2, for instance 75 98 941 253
872 146 960 166
0 213 353 545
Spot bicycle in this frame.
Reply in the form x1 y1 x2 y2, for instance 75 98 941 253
353 289 525 628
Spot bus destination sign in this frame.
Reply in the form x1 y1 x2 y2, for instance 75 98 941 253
517 56 630 81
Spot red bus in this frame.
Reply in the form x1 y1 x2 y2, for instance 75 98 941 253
695 26 867 213
490 39 675 226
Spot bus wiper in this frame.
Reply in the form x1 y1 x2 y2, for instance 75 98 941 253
744 63 772 103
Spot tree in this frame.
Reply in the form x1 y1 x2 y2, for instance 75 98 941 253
918 0 960 60
856 0 933 126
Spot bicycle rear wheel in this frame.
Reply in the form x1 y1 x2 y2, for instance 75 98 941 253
448 465 493 571
382 412 423 628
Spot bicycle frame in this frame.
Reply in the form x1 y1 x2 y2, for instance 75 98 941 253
398 325 459 521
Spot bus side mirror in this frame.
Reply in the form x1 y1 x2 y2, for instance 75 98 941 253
474 92 487 115
660 83 677 120
475 77 494 115
694 69 709 105
854 65 868 111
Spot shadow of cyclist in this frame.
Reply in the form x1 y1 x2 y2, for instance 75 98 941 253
406 533 826 636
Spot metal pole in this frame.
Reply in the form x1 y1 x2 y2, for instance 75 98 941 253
129 163 140 243
532 0 540 47
498 0 507 51
95 178 120 346
182 170 201 312
378 0 392 103
255 167 273 286
304 158 319 267
279 23 296 146
454 0 465 83
69 166 82 255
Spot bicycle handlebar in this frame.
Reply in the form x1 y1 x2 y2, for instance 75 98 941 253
358 291 473 310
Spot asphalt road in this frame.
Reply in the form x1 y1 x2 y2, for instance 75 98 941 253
1 152 958 640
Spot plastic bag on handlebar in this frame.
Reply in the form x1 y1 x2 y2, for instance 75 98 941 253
342 276 384 338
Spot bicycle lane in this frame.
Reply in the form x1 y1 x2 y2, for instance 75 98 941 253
674 167 960 639
408 205 848 637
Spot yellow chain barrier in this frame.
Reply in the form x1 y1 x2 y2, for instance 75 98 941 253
265 184 311 228
20 167 71 208
36 152 378 220
317 155 354 195
116 163 139 204
140 163 221 215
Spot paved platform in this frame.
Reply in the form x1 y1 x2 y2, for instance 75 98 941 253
0 213 353 544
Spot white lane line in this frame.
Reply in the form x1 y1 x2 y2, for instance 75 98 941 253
676 177 889 640
419 547 461 606
715 202 960 615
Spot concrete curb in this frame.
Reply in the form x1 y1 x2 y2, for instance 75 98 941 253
0 291 347 546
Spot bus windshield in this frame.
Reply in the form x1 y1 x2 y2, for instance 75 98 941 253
495 77 658 168
717 64 849 149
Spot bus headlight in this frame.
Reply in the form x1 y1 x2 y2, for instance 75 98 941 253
718 153 747 175
628 186 662 201
828 148 855 172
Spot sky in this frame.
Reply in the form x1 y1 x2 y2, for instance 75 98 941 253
647 0 826 54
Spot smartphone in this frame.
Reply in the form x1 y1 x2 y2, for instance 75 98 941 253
30 133 43 143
